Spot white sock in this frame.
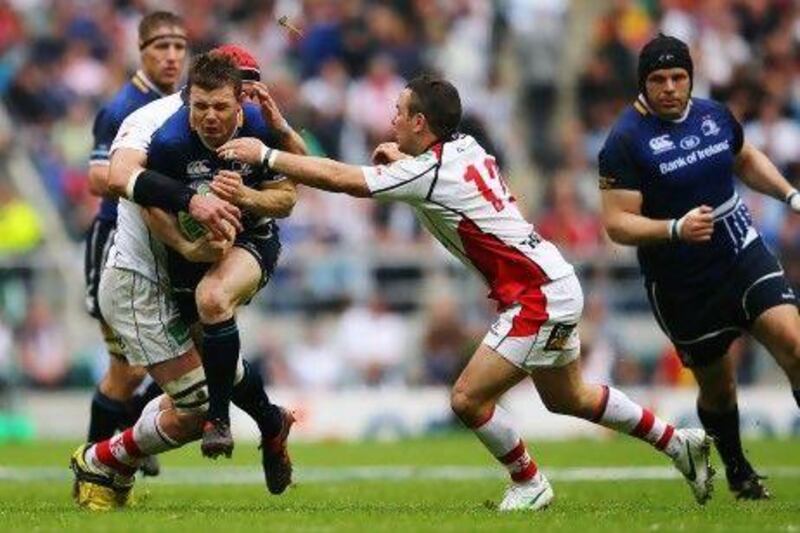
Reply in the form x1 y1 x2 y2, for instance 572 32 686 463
593 385 681 458
132 406 180 455
471 405 538 482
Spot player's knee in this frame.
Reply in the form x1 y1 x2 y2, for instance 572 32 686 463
450 384 482 423
195 282 233 322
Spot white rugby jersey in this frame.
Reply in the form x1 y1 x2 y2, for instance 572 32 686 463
362 135 574 308
106 92 183 282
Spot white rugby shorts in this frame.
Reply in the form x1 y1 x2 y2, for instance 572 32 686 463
98 266 194 366
483 274 584 370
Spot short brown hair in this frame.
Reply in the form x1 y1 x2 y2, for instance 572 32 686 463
138 11 185 45
188 53 242 96
406 75 462 140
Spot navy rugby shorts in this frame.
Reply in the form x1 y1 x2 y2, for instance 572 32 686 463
84 217 116 320
645 238 796 367
173 221 281 324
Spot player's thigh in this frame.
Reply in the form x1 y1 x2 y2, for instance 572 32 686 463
99 266 194 367
104 355 147 396
84 218 116 319
198 247 262 307
750 304 800 372
452 343 528 409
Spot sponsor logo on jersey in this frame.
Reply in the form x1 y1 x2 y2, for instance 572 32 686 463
658 140 731 175
187 160 212 178
649 134 675 154
701 117 720 136
544 323 576 351
230 161 254 177
680 135 701 150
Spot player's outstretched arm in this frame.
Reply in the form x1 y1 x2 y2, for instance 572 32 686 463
601 189 714 244
734 142 799 209
217 138 371 198
210 170 297 218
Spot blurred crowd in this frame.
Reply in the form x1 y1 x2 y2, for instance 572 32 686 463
0 0 797 390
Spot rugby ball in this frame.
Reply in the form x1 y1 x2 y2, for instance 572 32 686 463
177 182 212 241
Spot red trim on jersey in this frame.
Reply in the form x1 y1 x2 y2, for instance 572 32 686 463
655 425 675 450
121 428 144 458
456 217 550 336
95 440 136 476
632 409 656 438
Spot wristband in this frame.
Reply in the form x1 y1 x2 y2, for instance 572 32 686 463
132 169 195 213
786 189 800 212
669 219 679 241
261 147 279 169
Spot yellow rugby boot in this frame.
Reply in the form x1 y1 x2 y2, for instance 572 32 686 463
70 444 135 511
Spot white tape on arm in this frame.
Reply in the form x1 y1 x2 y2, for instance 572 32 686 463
125 168 144 200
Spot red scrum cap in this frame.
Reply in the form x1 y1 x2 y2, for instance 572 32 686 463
213 44 261 82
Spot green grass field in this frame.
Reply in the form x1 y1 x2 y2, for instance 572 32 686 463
1 434 798 532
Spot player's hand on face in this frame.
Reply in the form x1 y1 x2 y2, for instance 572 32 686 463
217 137 267 167
188 193 242 240
210 170 244 205
372 142 406 165
249 82 287 131
680 205 714 242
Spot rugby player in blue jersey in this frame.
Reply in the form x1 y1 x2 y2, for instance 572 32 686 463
84 11 186 477
600 34 800 499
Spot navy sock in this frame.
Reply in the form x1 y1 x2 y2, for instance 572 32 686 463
697 404 749 475
88 389 127 442
202 317 240 423
124 381 163 427
794 389 800 409
232 359 282 439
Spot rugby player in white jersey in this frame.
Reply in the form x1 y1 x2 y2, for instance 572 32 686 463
217 74 715 510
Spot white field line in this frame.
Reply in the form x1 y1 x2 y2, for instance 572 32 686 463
2 465 800 484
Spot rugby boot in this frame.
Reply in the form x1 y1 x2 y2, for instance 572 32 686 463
728 464 771 500
201 418 234 458
671 428 715 505
70 444 134 511
260 407 295 494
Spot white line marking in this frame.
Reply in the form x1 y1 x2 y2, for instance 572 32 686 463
3 465 800 484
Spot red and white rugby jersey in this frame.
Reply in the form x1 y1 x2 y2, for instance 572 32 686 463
362 135 574 308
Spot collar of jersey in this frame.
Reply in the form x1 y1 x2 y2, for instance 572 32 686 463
135 70 167 97
637 94 692 123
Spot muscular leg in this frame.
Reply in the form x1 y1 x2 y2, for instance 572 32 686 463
750 304 800 405
531 360 682 458
84 347 207 479
690 356 755 480
88 322 146 442
195 248 260 427
451 344 539 484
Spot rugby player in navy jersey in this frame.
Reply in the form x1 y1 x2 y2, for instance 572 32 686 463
142 53 300 468
84 11 186 477
600 34 800 499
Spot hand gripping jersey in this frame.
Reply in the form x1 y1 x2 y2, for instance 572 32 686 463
599 96 754 288
362 135 574 309
90 71 167 222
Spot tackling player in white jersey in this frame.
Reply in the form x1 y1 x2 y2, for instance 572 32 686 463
218 74 715 510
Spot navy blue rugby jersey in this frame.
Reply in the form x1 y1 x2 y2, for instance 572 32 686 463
146 102 284 229
90 71 167 222
598 96 756 287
